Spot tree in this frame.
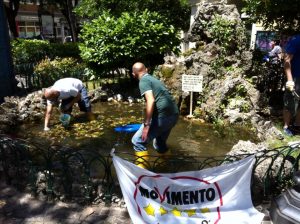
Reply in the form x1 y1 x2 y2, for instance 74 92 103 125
0 0 16 102
242 0 300 32
79 10 180 70
75 0 190 31
4 0 20 38
48 0 79 42
76 0 190 72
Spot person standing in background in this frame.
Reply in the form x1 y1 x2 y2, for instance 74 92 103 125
268 39 282 64
282 34 300 136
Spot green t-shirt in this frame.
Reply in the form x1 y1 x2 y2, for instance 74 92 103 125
139 74 179 118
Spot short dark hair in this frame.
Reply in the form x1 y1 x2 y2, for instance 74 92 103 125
274 39 280 45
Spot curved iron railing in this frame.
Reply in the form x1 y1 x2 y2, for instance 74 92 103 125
0 135 299 205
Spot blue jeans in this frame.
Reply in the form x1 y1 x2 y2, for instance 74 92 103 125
61 86 91 113
131 114 178 154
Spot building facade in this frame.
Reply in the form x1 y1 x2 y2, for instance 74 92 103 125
4 0 69 42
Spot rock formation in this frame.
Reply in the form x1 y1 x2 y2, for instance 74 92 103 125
156 1 282 141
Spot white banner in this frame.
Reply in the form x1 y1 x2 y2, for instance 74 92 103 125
112 154 264 224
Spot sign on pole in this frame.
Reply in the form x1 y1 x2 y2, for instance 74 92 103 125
182 75 203 92
182 75 203 117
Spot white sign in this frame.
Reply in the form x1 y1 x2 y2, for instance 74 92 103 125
182 74 203 92
112 154 264 224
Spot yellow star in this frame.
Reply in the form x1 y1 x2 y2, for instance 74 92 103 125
200 207 211 214
171 207 182 217
185 209 196 217
144 204 155 216
159 206 168 216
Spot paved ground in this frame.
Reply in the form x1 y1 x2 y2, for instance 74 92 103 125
0 180 273 224
0 181 131 224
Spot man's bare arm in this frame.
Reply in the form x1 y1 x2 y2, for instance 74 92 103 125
44 104 53 130
284 53 294 81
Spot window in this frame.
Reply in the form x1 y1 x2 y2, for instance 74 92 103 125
18 21 40 38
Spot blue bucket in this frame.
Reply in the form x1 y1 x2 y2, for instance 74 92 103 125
59 114 71 127
114 123 141 133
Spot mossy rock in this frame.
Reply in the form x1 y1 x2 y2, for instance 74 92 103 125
181 48 194 57
193 107 205 117
161 65 175 78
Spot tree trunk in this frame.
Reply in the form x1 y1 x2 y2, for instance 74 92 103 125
4 0 19 39
0 0 16 102
62 0 78 42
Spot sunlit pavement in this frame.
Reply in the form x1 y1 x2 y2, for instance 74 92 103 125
0 180 273 224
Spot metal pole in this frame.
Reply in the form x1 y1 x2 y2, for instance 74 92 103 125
0 0 15 102
187 91 194 118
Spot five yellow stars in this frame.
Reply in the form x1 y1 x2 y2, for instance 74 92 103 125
143 204 211 218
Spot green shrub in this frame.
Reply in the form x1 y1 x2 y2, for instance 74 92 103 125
12 39 81 63
206 15 247 55
12 39 82 88
11 39 50 65
79 10 180 70
34 57 85 87
208 15 236 53
49 43 80 59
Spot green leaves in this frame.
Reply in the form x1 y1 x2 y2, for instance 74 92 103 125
242 0 300 31
208 15 236 50
12 39 50 64
34 57 85 87
206 15 247 55
74 0 190 31
79 10 180 69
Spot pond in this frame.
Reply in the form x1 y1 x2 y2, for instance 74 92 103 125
16 102 258 158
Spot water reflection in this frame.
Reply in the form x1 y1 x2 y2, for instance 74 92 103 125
17 102 258 157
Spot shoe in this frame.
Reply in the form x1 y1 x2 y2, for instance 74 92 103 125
283 128 293 136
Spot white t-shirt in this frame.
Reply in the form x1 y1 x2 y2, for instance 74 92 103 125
47 78 83 104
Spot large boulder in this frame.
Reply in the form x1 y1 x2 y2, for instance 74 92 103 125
228 140 294 202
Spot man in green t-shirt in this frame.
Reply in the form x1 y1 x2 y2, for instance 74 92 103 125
131 62 179 168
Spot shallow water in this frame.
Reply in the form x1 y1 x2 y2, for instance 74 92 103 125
16 102 258 157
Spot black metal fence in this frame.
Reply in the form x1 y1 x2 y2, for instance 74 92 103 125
0 134 299 205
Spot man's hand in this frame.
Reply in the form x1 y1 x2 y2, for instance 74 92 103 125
142 126 150 141
44 126 50 131
286 80 295 91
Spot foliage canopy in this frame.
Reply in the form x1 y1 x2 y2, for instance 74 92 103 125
79 10 180 70
75 0 190 31
242 0 300 32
